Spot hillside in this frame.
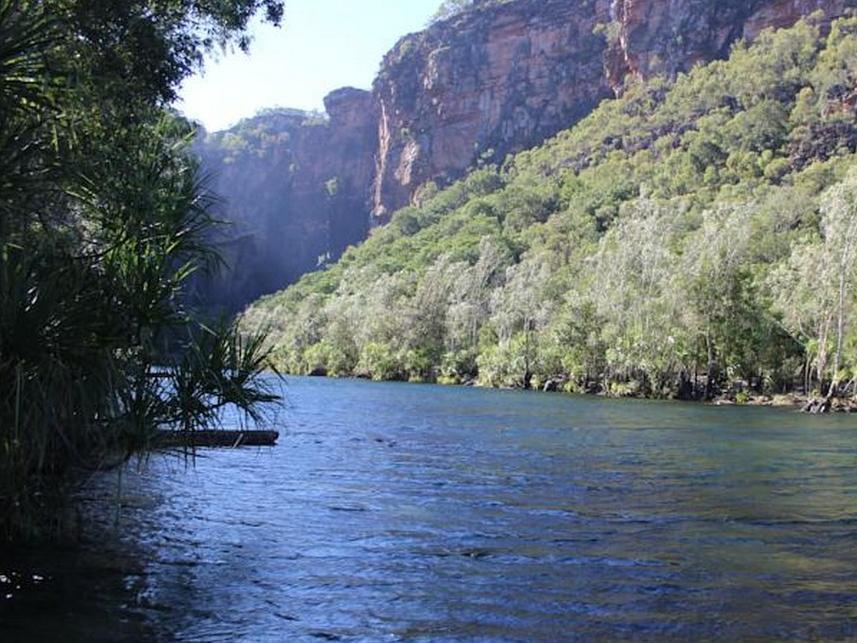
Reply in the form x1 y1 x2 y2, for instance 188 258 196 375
241 16 857 401
198 0 854 312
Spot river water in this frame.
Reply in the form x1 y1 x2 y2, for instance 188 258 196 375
3 376 857 640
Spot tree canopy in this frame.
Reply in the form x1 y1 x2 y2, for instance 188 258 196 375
428 0 510 25
242 16 857 405
0 0 284 540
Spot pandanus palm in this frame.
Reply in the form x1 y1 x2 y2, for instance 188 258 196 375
0 0 280 541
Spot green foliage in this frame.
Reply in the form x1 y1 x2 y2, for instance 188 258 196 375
359 342 402 381
0 0 282 541
430 0 472 23
243 17 857 401
47 0 283 104
201 108 308 164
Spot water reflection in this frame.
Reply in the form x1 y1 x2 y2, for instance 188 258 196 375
3 377 857 640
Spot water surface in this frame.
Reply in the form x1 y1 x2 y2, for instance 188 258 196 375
3 377 857 640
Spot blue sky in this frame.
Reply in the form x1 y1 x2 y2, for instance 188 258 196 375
178 0 441 132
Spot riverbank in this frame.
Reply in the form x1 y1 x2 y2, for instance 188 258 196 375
301 370 857 413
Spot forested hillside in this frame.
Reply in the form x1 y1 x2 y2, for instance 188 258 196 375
242 17 857 402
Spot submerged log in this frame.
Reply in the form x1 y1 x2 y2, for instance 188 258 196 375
154 430 280 448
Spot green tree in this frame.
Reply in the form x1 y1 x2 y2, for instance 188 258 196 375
820 170 857 396
0 0 284 540
593 199 685 394
430 0 474 23
769 171 857 397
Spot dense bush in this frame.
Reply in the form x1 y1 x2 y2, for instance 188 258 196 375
0 0 283 540
242 17 857 402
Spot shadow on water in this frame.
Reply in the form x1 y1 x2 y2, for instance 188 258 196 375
3 376 857 640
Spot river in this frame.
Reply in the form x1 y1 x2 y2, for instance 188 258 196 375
3 376 857 640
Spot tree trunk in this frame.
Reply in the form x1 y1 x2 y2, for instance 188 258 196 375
827 269 848 400
704 330 716 400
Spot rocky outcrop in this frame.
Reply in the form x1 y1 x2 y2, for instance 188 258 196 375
200 0 855 311
195 89 376 313
291 87 377 267
372 0 855 219
371 0 614 220
607 0 854 90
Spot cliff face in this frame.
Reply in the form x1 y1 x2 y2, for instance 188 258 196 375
372 0 855 219
201 0 854 311
607 0 854 89
371 0 614 219
291 88 378 268
195 89 376 313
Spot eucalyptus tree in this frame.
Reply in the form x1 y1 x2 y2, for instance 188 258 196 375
769 171 857 397
770 240 833 393
443 237 511 379
479 253 553 388
681 204 754 395
593 199 685 394
403 255 467 379
819 171 857 397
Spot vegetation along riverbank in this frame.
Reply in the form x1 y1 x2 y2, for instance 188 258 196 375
0 0 284 542
242 15 857 410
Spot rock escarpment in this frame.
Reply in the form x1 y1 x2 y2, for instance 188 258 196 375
195 89 376 312
606 0 854 89
371 0 614 220
201 0 855 312
373 0 855 219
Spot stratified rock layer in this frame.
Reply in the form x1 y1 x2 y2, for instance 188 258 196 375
371 0 614 220
200 0 855 311
608 0 853 88
372 0 855 219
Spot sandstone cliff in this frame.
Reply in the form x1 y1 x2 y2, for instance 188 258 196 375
371 0 613 220
607 0 853 89
372 0 855 219
200 0 854 312
195 89 376 312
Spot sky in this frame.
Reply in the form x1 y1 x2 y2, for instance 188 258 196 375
178 0 441 132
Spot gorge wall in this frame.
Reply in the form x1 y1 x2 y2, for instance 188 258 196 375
194 90 376 312
200 0 855 312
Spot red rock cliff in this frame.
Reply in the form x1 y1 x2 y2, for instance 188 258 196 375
370 0 855 220
196 88 377 312
371 0 614 220
201 0 854 310
607 0 854 90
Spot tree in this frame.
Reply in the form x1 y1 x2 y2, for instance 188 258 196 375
819 169 857 397
486 254 553 387
48 0 284 103
593 199 685 394
770 170 857 398
0 0 284 540
429 0 508 25
430 0 473 23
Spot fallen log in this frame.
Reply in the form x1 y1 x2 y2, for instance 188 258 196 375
154 430 280 448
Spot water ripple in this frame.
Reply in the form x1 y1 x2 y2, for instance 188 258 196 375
3 376 857 640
